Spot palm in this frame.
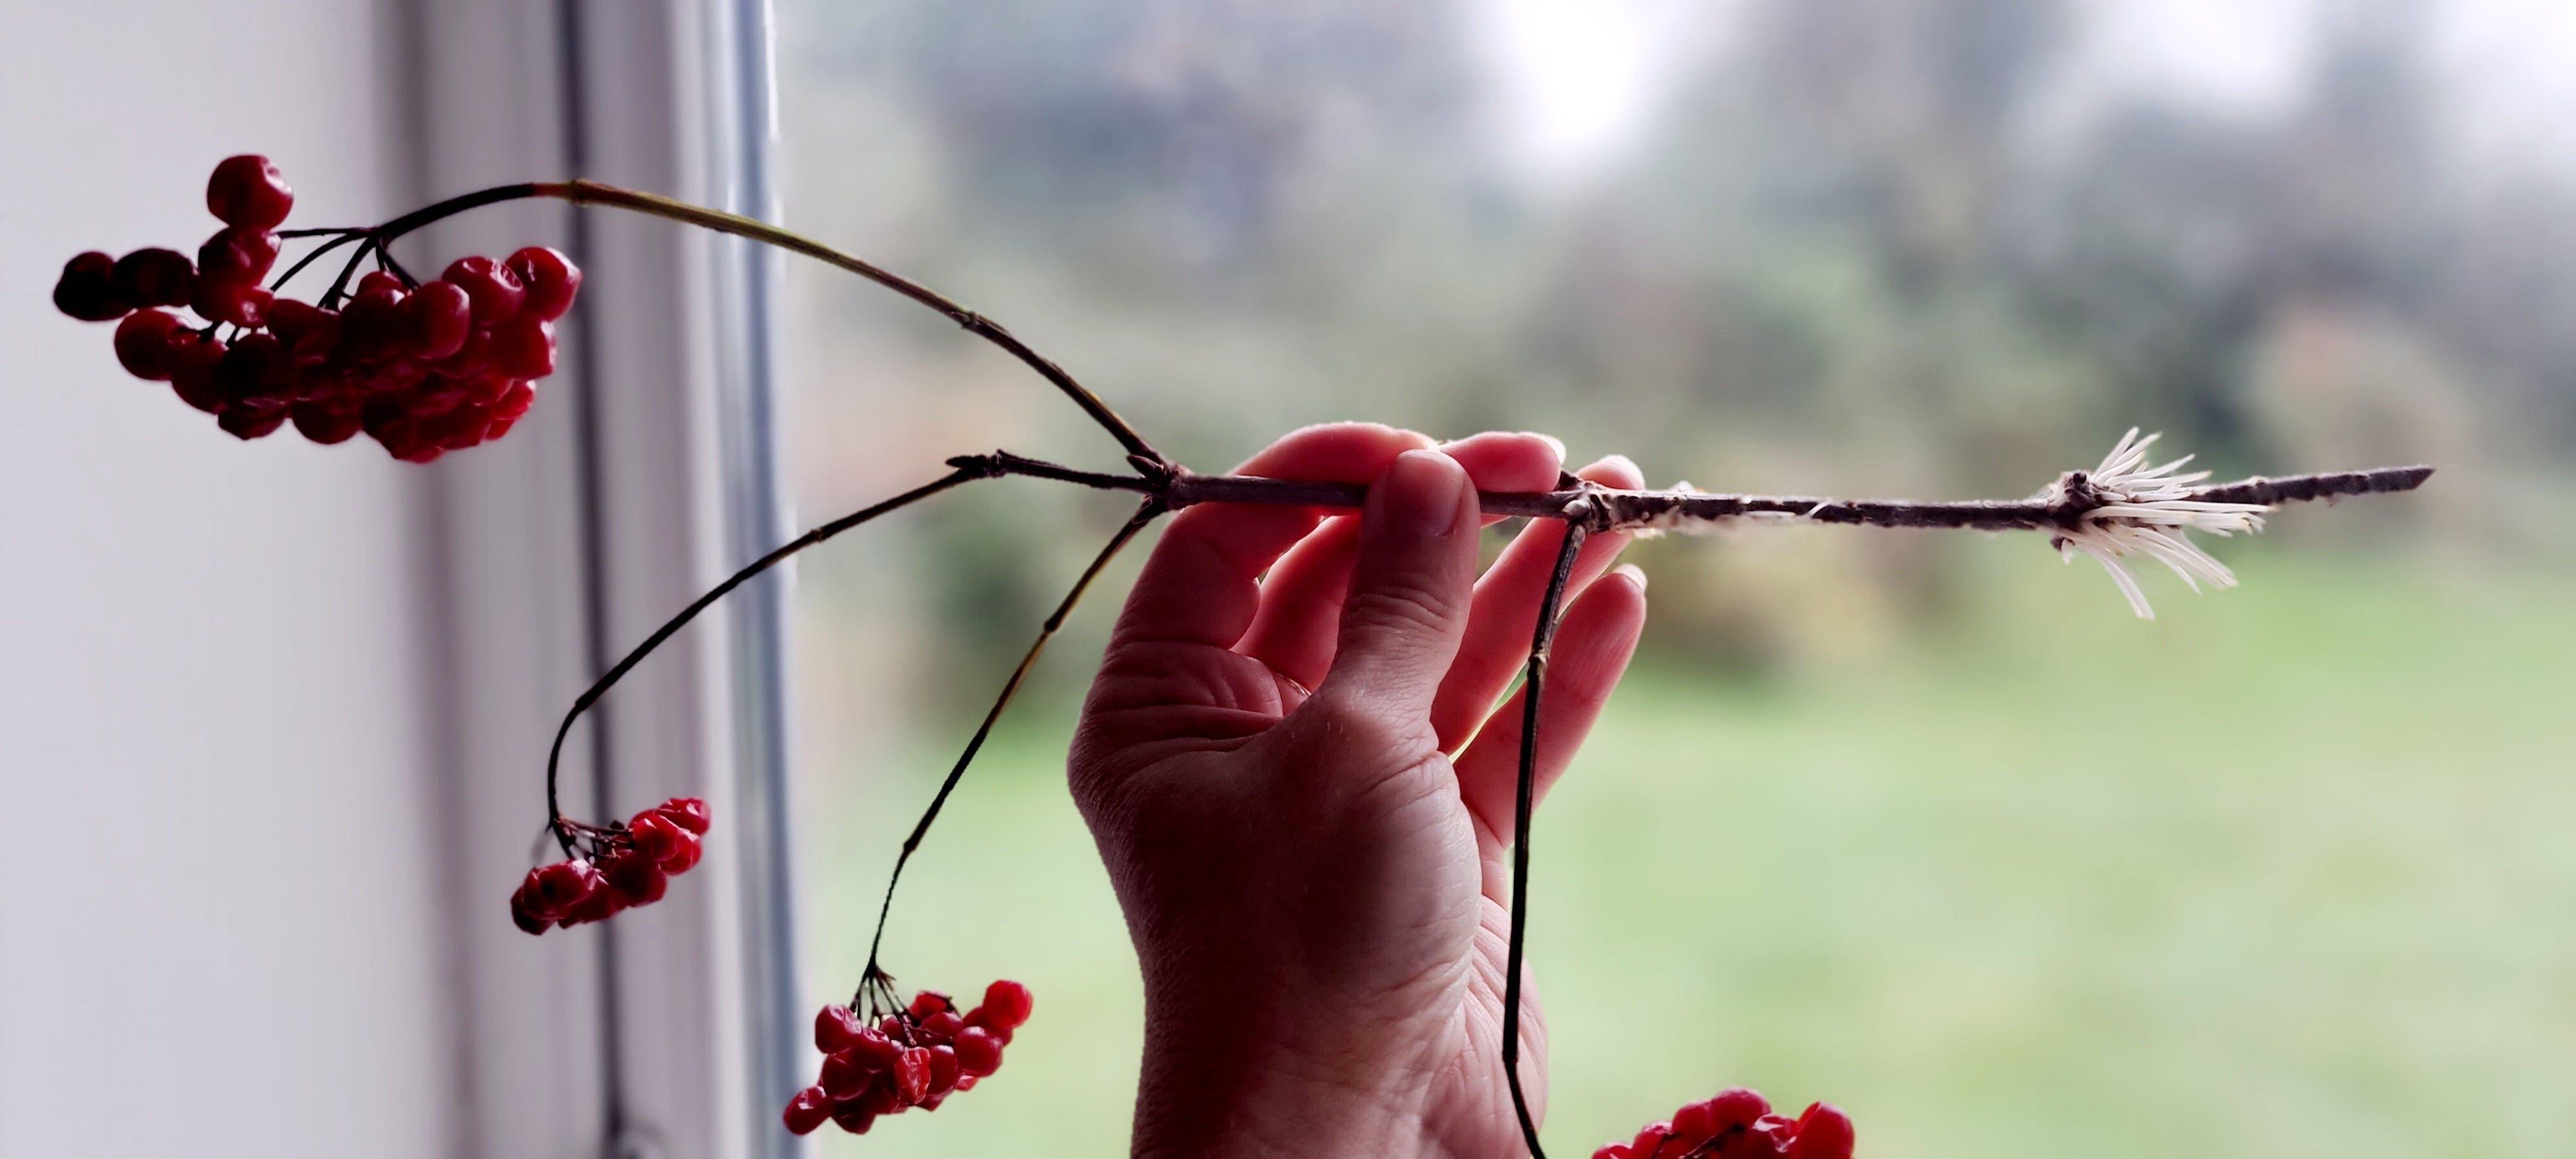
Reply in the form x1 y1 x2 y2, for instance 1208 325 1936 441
1071 425 1648 1158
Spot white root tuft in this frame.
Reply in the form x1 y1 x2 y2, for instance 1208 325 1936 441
2048 428 2271 619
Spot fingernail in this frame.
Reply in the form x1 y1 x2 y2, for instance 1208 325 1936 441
1615 563 1648 591
1384 449 1466 536
1532 432 1567 462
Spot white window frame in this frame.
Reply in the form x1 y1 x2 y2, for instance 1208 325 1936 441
410 2 799 1156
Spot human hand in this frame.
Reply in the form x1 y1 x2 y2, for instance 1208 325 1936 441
1071 424 1650 1158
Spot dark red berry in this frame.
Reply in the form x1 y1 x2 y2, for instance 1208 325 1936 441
1628 1121 1674 1158
893 1048 933 1104
290 400 364 445
599 848 667 906
112 249 196 308
216 408 288 440
207 155 294 230
399 281 473 359
1784 1104 1853 1159
192 279 273 328
925 1044 961 1094
907 990 954 1021
355 270 409 298
818 1050 873 1100
53 252 131 321
952 1026 1002 1077
531 860 603 914
489 316 555 378
918 1010 963 1042
655 797 711 834
339 287 406 362
167 332 227 413
815 1004 866 1053
978 979 1033 1030
197 227 279 286
630 812 686 862
427 400 492 451
266 299 342 365
781 1086 832 1136
114 310 186 381
509 883 553 936
849 1027 902 1073
431 328 492 380
1594 1146 1638 1159
440 256 526 324
506 246 581 320
491 381 536 421
828 1097 877 1135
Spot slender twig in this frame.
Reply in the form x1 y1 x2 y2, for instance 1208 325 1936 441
541 464 996 853
856 498 1168 997
956 449 2433 532
1502 498 1592 1159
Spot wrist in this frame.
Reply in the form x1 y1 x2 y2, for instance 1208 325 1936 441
1129 1002 1437 1159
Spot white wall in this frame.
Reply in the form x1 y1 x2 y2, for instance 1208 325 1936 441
0 3 457 1156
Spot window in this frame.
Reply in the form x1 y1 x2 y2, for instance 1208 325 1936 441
766 3 2576 1158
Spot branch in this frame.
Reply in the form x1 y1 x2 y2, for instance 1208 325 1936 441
1501 504 1591 1159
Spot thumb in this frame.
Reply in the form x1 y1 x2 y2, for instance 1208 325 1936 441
1314 448 1480 722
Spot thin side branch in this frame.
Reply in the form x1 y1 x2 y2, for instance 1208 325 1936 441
542 464 997 852
857 497 1168 990
1501 497 1593 1159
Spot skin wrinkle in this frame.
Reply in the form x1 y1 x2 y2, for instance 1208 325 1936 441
1077 426 1639 1159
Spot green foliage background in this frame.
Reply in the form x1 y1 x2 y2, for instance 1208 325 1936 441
768 1 2576 1154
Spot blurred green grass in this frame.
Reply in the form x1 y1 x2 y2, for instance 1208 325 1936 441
806 547 2576 1158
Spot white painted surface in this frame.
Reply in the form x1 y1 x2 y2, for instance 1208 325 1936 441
0 3 455 1156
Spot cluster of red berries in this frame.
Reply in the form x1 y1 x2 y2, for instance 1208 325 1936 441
782 979 1033 1136
1594 1088 1855 1159
507 797 709 934
51 154 578 462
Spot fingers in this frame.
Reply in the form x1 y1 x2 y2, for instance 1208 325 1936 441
1238 432 1565 690
1108 423 1432 651
1452 564 1648 847
1308 449 1482 725
1428 454 1647 751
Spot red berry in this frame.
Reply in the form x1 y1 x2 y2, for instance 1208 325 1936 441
1784 1104 1854 1159
506 246 582 321
781 1086 832 1136
828 1097 878 1135
818 1050 874 1100
290 400 363 445
197 227 279 286
952 1026 1002 1077
213 334 293 408
1629 1121 1674 1158
194 279 274 328
339 287 406 362
355 270 409 297
400 281 473 359
265 299 342 366
531 859 602 914
167 332 227 413
430 328 492 379
893 1048 933 1104
216 408 288 440
656 797 711 834
630 812 686 862
491 381 536 421
113 310 186 381
918 1010 963 1043
207 155 294 230
53 252 131 321
440 256 526 324
599 848 667 906
489 316 556 378
509 883 552 936
907 990 955 1021
428 400 493 451
1593 1147 1637 1159
978 979 1033 1030
815 1004 866 1053
848 1026 901 1071
112 249 196 308
925 1044 961 1093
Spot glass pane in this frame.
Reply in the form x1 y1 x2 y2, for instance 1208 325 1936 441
770 2 2576 1156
